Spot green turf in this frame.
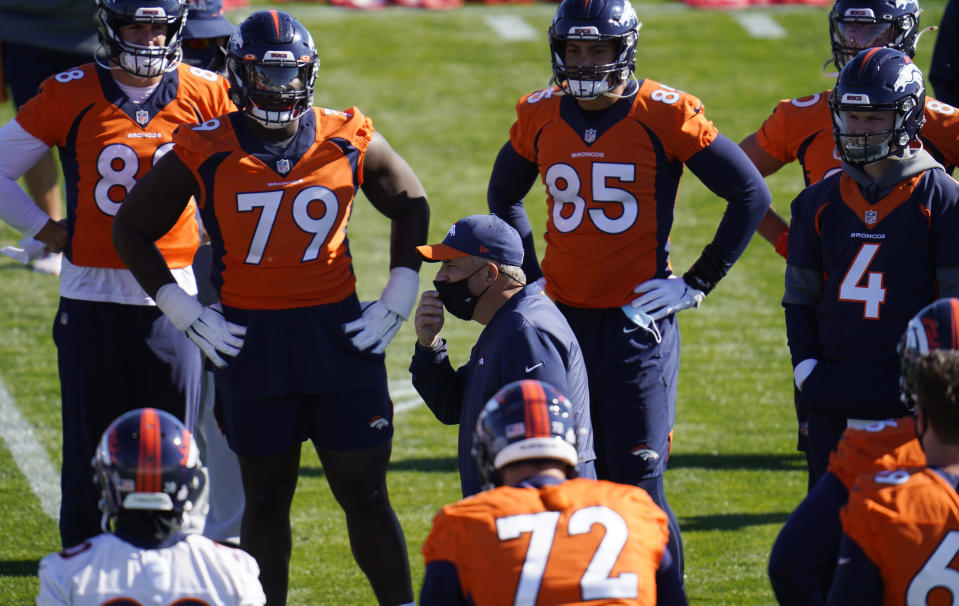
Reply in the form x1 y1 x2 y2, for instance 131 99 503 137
0 0 948 603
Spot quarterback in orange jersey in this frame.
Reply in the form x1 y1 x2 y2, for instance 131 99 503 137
113 11 428 606
828 340 959 603
0 0 234 549
741 0 959 259
487 0 771 587
420 380 686 606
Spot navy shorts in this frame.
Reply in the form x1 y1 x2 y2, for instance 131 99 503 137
558 304 680 483
213 295 393 456
2 42 89 107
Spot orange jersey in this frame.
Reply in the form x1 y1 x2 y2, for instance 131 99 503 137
508 80 717 308
756 90 959 186
173 107 373 310
827 418 926 491
841 467 959 606
15 62 233 268
422 478 669 605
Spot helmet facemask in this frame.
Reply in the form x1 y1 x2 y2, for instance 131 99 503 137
229 59 316 128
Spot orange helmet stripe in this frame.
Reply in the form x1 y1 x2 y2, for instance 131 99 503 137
857 47 883 77
269 10 281 37
137 408 162 493
521 380 550 438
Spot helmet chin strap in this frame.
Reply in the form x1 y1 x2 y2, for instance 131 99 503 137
822 57 839 79
603 74 639 100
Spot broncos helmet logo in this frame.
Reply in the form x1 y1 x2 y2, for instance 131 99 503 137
893 63 922 93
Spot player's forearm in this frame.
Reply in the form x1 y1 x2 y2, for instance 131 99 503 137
111 217 178 299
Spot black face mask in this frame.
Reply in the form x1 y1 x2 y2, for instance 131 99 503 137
434 264 490 321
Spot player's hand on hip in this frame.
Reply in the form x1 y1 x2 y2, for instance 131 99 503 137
342 267 419 354
414 290 445 347
155 284 246 368
632 275 705 321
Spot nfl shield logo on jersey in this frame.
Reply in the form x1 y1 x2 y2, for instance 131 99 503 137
135 109 150 125
584 128 597 143
864 210 878 225
276 158 291 174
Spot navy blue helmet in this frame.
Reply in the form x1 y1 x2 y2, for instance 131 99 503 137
93 408 203 532
899 299 959 410
226 10 318 128
548 0 640 99
829 0 921 70
830 47 925 164
95 0 187 77
472 380 579 488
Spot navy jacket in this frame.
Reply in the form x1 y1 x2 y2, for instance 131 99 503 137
410 284 595 497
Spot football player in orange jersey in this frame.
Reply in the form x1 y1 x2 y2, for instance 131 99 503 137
487 0 771 586
742 0 959 491
768 298 959 606
827 333 959 603
741 0 959 261
112 10 428 606
420 379 686 606
0 0 235 549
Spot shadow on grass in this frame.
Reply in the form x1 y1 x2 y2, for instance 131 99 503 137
668 452 807 473
299 456 458 478
0 559 40 577
679 511 791 531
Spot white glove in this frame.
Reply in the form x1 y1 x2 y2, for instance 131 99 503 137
793 358 818 391
343 267 419 354
631 275 705 321
156 283 246 368
0 237 47 264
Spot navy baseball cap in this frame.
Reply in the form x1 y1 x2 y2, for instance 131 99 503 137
183 0 235 39
417 214 524 266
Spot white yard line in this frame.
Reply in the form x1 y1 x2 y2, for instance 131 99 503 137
389 378 424 413
732 12 786 39
0 377 60 520
483 14 538 41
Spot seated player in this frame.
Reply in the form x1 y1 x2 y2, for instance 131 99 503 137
420 379 687 606
36 408 264 605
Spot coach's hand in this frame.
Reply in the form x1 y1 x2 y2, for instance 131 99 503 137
343 267 419 354
155 283 246 368
632 275 705 321
414 290 445 348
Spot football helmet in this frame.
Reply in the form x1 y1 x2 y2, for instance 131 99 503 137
548 0 641 99
93 408 203 532
899 299 959 410
830 47 925 164
94 0 187 78
829 0 920 70
182 0 234 73
226 10 319 128
472 380 579 488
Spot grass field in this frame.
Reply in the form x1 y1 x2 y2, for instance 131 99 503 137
0 0 949 603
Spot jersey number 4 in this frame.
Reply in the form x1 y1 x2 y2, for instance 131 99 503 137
496 506 638 605
838 242 886 320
